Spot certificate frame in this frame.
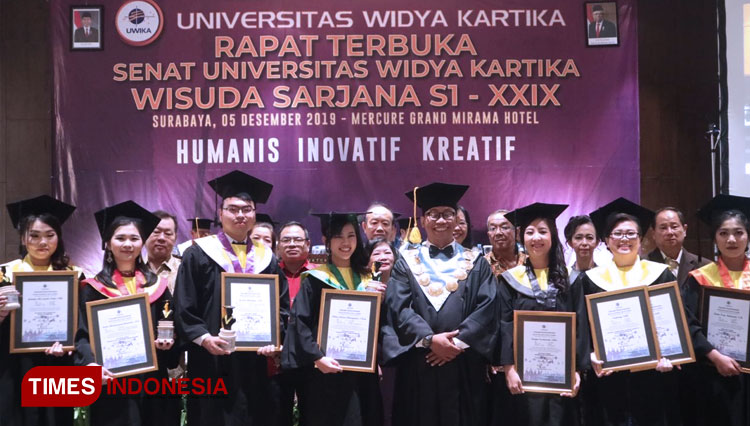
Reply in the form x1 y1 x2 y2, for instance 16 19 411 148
86 293 158 378
513 310 576 394
317 289 382 373
10 271 79 353
700 285 750 373
646 281 695 366
220 273 281 351
586 286 661 372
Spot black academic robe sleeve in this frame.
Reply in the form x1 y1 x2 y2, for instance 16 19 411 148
150 289 180 371
174 245 215 342
681 274 714 358
456 258 499 359
74 283 104 366
281 275 324 369
383 258 435 356
570 278 591 371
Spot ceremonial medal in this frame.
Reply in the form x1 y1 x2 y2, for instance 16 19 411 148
462 251 474 260
461 260 473 270
410 264 424 275
428 282 444 296
454 269 468 281
418 274 431 286
445 279 459 292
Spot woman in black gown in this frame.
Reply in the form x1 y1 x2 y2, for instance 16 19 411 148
497 203 589 426
74 201 180 426
282 212 382 426
580 198 678 426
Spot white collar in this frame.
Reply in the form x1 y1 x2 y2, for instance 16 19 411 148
659 248 683 264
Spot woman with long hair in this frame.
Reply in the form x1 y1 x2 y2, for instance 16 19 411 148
0 195 78 426
579 198 677 426
282 212 382 426
496 203 589 426
682 194 750 426
74 201 179 426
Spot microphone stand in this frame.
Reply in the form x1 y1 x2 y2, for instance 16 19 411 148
706 123 721 197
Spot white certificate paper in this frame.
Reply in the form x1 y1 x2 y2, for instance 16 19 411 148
649 293 683 357
597 297 650 362
522 321 567 384
231 282 272 342
21 281 68 342
325 299 371 362
706 296 750 362
96 304 148 370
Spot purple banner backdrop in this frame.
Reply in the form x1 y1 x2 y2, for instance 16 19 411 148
51 0 639 273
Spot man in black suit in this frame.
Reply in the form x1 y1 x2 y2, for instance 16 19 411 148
588 5 617 38
74 12 99 43
647 207 709 287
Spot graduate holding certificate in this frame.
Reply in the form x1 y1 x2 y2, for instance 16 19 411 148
281 212 382 426
174 171 290 426
497 203 589 426
682 194 750 426
579 198 677 426
0 195 78 426
74 201 180 426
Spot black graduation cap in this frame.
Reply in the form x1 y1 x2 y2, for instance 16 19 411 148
589 197 655 239
506 203 568 230
696 194 750 226
255 213 278 226
6 195 76 230
404 182 469 211
94 201 161 249
207 170 273 204
186 217 213 231
592 5 604 12
396 216 411 229
311 212 366 236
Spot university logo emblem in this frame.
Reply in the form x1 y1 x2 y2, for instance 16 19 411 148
115 0 164 46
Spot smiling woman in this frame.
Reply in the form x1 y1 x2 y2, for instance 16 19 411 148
282 212 381 426
75 201 180 426
579 197 677 426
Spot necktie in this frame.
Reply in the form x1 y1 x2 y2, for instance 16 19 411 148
596 23 601 37
429 245 454 258
666 257 679 274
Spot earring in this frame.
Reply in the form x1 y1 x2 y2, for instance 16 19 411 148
106 250 113 263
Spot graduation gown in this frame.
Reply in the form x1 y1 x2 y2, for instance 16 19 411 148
1 312 21 426
680 262 750 426
74 274 178 426
281 265 382 426
496 266 590 426
0 258 83 426
174 235 290 426
579 258 679 426
382 242 497 426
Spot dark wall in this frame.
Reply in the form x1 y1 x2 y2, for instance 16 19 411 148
0 1 52 260
638 0 718 256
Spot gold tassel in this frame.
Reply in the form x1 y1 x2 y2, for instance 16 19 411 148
408 186 422 244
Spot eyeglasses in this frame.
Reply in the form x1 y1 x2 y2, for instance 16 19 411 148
280 237 307 245
425 210 456 221
223 206 255 215
609 231 639 240
488 225 514 233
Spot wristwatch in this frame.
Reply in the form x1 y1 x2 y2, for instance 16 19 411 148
421 334 433 349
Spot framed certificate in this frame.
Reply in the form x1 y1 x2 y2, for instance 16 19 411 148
86 293 158 378
221 273 281 351
317 289 382 373
586 286 661 372
10 271 79 353
647 282 695 366
513 311 576 393
700 286 750 372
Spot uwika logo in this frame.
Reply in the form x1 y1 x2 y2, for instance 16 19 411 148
22 366 227 407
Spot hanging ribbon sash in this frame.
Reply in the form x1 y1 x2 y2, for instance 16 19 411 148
217 231 255 274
